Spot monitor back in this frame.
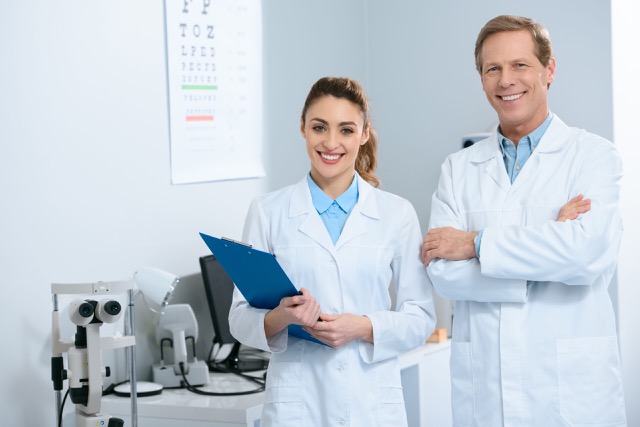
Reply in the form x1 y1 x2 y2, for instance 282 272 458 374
199 254 237 345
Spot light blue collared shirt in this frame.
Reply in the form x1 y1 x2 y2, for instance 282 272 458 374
307 173 359 245
499 113 553 183
475 113 553 257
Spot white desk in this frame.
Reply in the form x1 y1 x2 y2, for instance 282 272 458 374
399 340 452 427
100 372 265 427
99 341 451 427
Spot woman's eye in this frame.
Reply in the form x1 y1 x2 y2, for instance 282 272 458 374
341 128 354 134
312 125 325 132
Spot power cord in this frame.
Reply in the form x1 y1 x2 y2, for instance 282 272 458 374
57 388 70 427
178 362 265 396
206 341 269 373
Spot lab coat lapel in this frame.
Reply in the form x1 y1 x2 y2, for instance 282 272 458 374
535 114 571 154
290 176 336 255
509 114 569 195
335 176 379 250
509 154 538 195
472 132 511 192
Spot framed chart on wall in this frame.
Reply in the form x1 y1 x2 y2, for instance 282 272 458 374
163 0 264 184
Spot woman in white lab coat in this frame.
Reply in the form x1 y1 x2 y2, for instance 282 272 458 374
229 76 436 427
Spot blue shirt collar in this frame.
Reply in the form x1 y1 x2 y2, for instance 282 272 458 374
307 173 359 214
498 111 553 152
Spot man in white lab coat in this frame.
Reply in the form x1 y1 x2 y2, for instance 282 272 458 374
421 15 627 427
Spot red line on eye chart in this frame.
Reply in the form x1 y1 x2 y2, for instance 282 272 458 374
185 115 215 122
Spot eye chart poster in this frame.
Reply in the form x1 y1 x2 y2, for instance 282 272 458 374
163 0 264 184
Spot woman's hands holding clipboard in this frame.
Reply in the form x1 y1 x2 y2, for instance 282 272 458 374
264 287 321 338
264 287 374 348
305 313 374 348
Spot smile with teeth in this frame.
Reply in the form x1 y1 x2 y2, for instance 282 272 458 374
320 152 343 161
501 93 524 101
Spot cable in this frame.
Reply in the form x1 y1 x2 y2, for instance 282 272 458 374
206 341 269 374
206 341 222 364
58 388 69 427
58 383 121 426
178 362 265 396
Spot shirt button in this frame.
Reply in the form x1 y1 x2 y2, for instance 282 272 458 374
515 164 521 170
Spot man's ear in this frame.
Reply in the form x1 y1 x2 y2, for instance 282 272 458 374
546 58 556 87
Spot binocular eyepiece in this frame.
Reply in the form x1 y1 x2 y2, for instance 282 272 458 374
68 299 122 325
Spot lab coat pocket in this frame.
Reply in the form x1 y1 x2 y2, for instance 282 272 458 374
374 362 408 426
525 195 566 225
373 359 404 398
265 344 302 397
464 211 496 231
450 341 474 427
263 360 303 425
557 336 626 426
262 400 303 427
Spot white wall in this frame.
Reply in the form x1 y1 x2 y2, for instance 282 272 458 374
612 1 640 425
0 1 267 425
0 1 368 425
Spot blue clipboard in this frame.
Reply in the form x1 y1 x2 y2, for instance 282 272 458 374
199 232 327 346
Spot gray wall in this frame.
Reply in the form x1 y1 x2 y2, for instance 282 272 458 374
258 0 614 333
261 0 369 191
0 1 625 426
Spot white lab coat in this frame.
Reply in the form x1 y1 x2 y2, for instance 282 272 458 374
427 114 626 427
229 174 436 427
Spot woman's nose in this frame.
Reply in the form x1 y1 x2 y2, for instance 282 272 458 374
323 131 340 150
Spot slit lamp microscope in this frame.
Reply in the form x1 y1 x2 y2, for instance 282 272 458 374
51 280 136 427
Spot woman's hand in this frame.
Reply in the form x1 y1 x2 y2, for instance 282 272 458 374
264 287 321 338
305 313 373 348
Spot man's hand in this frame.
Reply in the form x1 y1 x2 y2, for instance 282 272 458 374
304 313 373 348
557 194 591 222
421 227 478 266
264 287 321 338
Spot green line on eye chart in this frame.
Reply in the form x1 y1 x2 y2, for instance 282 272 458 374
181 84 218 90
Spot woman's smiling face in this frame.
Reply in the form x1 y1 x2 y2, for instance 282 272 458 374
301 95 369 193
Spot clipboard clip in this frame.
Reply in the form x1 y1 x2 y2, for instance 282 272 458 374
221 236 253 248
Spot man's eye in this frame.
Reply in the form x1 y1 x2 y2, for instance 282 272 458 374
486 67 498 73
